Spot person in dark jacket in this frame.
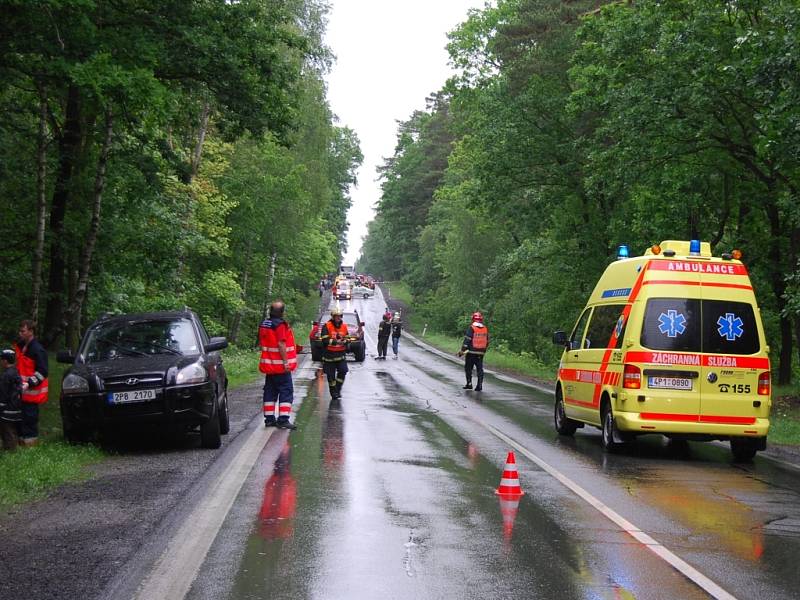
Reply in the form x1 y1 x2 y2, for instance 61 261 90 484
0 349 22 451
457 312 490 391
376 314 391 359
390 312 402 359
14 320 49 446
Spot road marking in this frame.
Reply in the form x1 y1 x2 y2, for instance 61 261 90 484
134 352 313 600
478 421 738 600
133 424 275 600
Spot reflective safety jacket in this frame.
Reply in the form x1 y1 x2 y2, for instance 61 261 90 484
321 320 349 360
462 323 489 355
259 318 297 375
14 339 49 404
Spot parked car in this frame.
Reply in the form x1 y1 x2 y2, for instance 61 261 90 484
353 285 375 299
309 310 366 362
57 309 229 448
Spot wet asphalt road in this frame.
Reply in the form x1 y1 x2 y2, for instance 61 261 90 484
183 290 800 600
3 289 800 600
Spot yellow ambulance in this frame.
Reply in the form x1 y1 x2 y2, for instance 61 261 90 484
552 240 771 461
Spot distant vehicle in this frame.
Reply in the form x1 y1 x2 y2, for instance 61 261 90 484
309 310 366 362
353 285 374 299
340 265 354 275
336 281 352 300
57 309 229 448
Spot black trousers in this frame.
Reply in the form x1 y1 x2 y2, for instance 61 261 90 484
464 353 484 383
377 336 389 357
323 359 348 397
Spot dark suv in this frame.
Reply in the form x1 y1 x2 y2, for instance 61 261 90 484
309 309 366 362
57 309 229 448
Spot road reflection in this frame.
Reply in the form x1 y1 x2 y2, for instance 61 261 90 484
258 441 297 540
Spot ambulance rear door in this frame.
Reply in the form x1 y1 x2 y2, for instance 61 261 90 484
698 298 763 424
638 297 703 419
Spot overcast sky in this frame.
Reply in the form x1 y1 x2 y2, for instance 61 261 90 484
323 0 486 265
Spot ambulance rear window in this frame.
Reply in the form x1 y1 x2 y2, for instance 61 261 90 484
641 299 701 352
702 300 759 355
641 299 760 355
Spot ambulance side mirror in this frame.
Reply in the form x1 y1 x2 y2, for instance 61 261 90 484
552 331 568 347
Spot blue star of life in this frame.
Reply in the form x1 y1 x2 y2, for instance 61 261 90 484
658 310 687 338
717 313 744 341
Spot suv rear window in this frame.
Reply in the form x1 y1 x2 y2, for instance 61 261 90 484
641 298 759 355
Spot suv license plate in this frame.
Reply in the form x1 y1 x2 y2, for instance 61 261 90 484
108 389 157 404
648 376 692 391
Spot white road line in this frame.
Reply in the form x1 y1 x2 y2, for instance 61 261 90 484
133 425 274 600
479 421 738 600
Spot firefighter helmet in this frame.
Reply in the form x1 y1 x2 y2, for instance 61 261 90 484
330 306 343 317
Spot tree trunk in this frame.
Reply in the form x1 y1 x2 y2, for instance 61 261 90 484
229 241 252 344
44 85 82 345
256 250 278 348
51 109 114 342
766 203 792 384
31 86 49 323
187 101 210 184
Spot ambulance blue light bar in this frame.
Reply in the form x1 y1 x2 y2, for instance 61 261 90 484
617 245 630 260
689 239 701 255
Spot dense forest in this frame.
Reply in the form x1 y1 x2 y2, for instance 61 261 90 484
358 0 800 384
0 0 361 348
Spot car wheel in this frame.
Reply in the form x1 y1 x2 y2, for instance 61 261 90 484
200 398 222 449
63 421 91 444
554 387 578 436
354 343 366 362
730 437 758 462
601 403 620 452
219 388 230 435
363 293 369 299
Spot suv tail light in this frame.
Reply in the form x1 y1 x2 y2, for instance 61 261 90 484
623 364 641 389
757 371 770 396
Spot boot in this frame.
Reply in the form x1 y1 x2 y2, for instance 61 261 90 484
462 381 473 390
264 417 276 428
475 378 483 392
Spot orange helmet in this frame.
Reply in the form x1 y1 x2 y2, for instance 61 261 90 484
472 311 483 322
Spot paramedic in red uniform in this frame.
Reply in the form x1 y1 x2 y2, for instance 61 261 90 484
14 320 48 446
259 301 298 430
458 312 489 391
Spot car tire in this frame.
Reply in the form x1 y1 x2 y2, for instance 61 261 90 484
363 293 369 299
218 388 230 435
601 403 620 453
554 387 578 436
730 437 758 462
63 421 91 444
354 343 366 362
200 399 222 449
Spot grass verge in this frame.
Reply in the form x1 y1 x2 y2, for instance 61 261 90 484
768 385 800 445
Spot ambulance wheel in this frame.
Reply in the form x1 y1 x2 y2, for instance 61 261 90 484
601 404 621 452
730 438 758 462
554 387 578 436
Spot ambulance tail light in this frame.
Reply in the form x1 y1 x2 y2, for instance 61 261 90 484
757 371 770 396
623 364 641 389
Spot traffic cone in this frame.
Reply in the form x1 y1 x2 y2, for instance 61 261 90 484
495 451 524 497
498 494 521 541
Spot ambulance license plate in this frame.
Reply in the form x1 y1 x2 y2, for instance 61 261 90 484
648 377 692 391
107 389 157 404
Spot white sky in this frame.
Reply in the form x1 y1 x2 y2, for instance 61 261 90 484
323 0 487 265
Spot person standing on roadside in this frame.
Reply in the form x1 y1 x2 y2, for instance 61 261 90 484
14 320 48 446
321 306 349 399
390 312 402 359
376 313 391 360
457 311 489 391
258 301 298 430
0 349 22 451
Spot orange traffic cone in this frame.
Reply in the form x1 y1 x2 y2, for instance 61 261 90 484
495 451 524 497
498 494 522 541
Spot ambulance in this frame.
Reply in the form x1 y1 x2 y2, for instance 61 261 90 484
552 240 771 461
